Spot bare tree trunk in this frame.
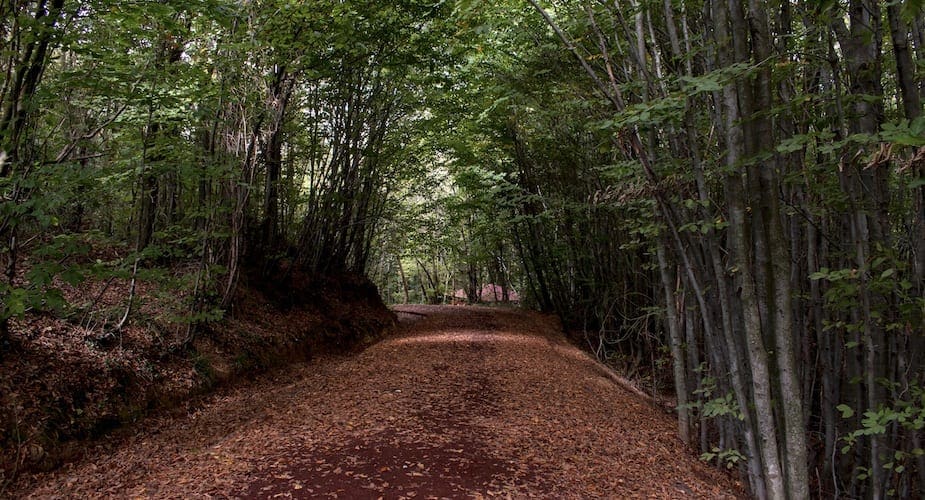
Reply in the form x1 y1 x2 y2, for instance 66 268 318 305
715 0 785 496
657 240 690 445
887 2 922 122
137 123 159 250
260 70 292 255
397 255 410 304
845 1 888 496
913 146 925 292
747 1 809 496
221 118 263 310
0 0 65 174
888 4 925 293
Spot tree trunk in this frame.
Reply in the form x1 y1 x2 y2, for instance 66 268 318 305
747 1 809 496
657 240 690 445
0 0 65 342
845 1 888 495
397 255 410 304
137 154 159 250
715 0 785 496
888 4 925 293
0 0 66 175
887 2 922 122
136 35 184 251
261 71 292 255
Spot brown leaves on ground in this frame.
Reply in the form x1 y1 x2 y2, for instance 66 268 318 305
10 305 744 499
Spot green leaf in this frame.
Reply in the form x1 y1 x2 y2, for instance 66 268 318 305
5 288 28 317
837 404 855 418
880 117 925 146
43 288 66 313
60 267 86 286
680 74 723 93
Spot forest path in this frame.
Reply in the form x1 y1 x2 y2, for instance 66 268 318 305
13 306 741 499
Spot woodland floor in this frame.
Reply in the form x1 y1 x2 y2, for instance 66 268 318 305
9 305 744 499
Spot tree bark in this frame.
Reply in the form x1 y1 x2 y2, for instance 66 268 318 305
657 240 690 445
0 0 65 341
747 0 809 496
845 1 888 496
887 2 922 122
0 0 65 175
261 69 292 254
715 0 785 496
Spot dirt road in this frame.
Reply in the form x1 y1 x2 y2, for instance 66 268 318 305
12 305 742 499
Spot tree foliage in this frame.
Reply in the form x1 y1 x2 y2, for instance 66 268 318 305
0 0 456 340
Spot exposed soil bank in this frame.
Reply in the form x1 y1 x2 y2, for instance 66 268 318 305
0 271 394 488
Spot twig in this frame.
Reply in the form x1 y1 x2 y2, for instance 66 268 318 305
43 152 105 165
79 274 118 328
52 103 127 164
114 257 140 333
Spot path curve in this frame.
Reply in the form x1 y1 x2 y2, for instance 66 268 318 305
12 305 743 499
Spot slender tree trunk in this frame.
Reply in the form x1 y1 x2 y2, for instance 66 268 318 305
261 71 292 255
0 0 65 174
747 1 809 496
887 3 922 122
221 115 263 310
262 126 283 251
887 4 925 292
397 255 410 304
845 1 888 496
714 0 785 496
137 121 159 251
657 240 690 445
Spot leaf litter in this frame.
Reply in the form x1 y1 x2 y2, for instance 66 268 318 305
11 305 744 499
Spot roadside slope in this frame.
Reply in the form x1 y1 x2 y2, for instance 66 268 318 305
11 305 743 498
